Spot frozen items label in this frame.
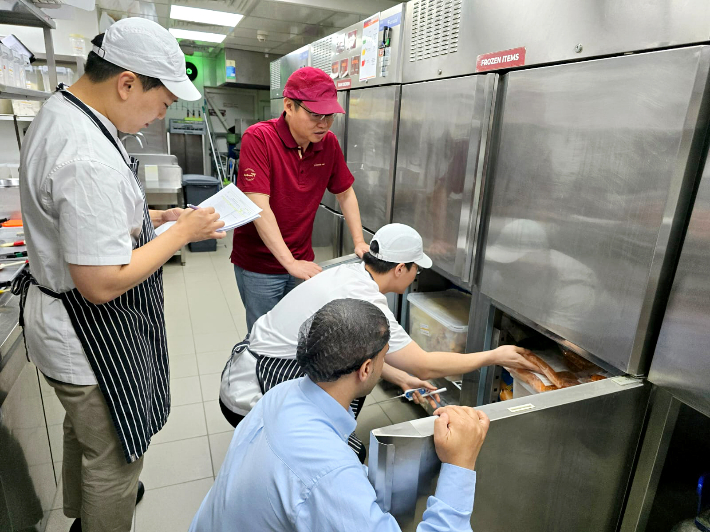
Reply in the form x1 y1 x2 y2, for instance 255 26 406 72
476 47 526 72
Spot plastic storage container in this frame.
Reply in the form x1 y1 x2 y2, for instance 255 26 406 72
24 65 39 90
17 53 29 89
0 44 7 86
69 34 86 57
6 48 16 87
407 289 471 353
182 174 220 252
12 50 24 88
40 66 73 91
58 67 74 86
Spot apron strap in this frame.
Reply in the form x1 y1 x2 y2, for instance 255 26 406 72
56 84 135 172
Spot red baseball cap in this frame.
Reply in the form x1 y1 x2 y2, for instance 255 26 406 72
283 67 345 115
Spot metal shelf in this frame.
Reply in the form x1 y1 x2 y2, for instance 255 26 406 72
0 114 33 122
34 52 82 63
0 84 50 101
0 0 55 29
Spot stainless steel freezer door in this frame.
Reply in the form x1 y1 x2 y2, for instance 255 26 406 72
649 152 710 418
480 47 710 375
369 378 650 532
269 98 283 120
342 227 374 257
342 228 398 314
393 74 495 289
346 85 401 233
311 205 343 264
322 90 348 212
331 90 348 154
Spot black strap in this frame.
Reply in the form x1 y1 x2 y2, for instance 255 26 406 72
56 84 131 169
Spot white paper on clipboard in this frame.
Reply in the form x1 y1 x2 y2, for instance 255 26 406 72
155 184 261 236
359 13 380 82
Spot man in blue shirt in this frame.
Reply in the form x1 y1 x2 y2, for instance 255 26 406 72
190 298 489 531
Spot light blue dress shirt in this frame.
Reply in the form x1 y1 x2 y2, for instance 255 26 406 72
190 376 477 531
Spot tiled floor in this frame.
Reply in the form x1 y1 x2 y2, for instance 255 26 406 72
44 236 426 531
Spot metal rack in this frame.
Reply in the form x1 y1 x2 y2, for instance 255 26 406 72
0 0 57 104
0 0 57 153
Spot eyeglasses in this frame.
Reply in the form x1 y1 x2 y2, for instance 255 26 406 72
294 100 335 123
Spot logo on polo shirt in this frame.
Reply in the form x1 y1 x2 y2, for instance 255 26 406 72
314 163 325 167
243 168 256 181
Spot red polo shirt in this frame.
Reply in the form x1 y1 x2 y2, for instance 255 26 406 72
231 113 354 274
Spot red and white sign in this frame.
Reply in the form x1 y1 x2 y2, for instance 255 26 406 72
336 79 352 90
476 47 526 72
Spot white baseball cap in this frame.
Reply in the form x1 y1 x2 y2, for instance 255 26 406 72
370 224 433 269
93 18 201 101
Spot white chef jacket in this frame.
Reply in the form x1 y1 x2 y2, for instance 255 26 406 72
19 91 144 385
220 261 412 414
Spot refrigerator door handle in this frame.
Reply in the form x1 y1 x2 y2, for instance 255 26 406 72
455 74 497 285
463 73 498 286
384 86 403 226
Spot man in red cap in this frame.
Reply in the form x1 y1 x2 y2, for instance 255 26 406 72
231 67 369 330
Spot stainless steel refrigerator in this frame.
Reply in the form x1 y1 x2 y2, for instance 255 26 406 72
371 42 710 532
392 74 496 290
311 204 343 264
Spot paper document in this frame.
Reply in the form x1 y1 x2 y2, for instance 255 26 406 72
155 184 261 236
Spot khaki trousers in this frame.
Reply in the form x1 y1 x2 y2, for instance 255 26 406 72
45 376 143 532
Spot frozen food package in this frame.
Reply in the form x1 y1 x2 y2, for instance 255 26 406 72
562 348 597 372
508 368 557 393
522 352 580 388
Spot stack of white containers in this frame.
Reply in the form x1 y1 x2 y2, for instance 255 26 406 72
0 43 33 89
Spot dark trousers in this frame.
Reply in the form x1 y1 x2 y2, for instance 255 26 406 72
219 397 245 428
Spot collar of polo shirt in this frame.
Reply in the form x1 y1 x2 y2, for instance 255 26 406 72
275 112 325 152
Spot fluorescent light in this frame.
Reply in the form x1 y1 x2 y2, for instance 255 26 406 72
170 5 243 27
169 28 227 44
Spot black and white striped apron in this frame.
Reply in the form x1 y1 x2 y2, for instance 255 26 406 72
226 338 367 460
13 86 170 463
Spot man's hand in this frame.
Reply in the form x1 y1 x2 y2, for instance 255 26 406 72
161 208 184 224
433 406 490 471
399 376 440 408
285 260 322 280
353 241 370 259
489 345 537 372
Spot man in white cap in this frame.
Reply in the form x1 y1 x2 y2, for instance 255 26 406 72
218 223 536 461
17 18 226 532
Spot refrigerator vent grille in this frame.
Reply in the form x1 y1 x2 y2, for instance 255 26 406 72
270 59 281 91
311 37 333 73
409 0 462 62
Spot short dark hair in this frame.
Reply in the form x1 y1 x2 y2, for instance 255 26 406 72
361 240 415 274
84 34 164 91
296 299 390 383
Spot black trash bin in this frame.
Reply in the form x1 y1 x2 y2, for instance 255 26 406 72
182 174 220 252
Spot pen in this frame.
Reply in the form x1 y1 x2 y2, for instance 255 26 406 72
3 251 27 258
187 204 199 210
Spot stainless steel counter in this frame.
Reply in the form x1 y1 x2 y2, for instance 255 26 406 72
143 183 187 266
0 295 21 359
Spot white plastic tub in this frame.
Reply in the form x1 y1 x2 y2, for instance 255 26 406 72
406 289 471 354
